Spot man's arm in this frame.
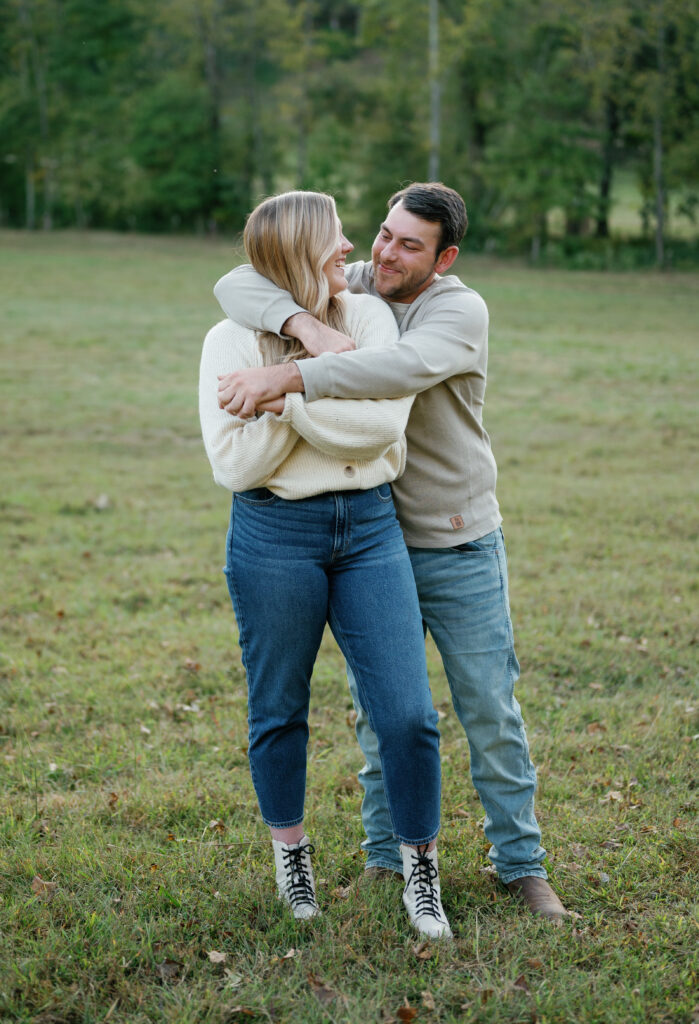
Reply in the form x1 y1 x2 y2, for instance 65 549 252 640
298 287 489 402
214 265 356 356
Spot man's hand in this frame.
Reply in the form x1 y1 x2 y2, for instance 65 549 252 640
217 363 303 419
283 312 356 356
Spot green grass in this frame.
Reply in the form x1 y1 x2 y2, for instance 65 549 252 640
1 230 697 1023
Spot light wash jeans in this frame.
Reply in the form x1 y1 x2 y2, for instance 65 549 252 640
223 484 441 845
348 528 547 883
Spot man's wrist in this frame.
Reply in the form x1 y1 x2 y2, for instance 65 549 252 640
270 361 304 395
281 311 318 345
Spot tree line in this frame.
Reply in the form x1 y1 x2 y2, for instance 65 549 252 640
1 0 697 263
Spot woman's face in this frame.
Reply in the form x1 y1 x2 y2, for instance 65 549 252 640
322 221 354 297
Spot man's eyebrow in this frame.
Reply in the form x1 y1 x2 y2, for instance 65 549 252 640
379 223 426 247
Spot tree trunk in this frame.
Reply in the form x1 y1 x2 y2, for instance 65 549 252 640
428 0 440 181
596 97 619 238
25 156 36 230
653 1 666 269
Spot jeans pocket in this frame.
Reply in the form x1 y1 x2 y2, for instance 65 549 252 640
375 483 394 504
235 487 279 507
451 528 501 554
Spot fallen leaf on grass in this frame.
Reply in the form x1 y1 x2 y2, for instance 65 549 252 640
601 840 623 850
107 791 119 810
31 875 57 900
207 950 227 964
527 958 544 969
156 958 183 983
586 721 607 734
421 989 436 1010
208 819 226 833
224 969 243 988
412 940 432 960
513 974 531 993
332 884 352 900
270 948 299 965
396 1000 418 1021
336 775 360 794
307 972 338 1004
600 790 624 803
183 658 201 672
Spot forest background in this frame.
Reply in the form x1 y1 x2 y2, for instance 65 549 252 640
1 0 698 268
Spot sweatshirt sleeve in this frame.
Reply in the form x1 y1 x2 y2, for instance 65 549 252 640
278 295 413 458
297 286 489 401
213 265 304 335
199 320 298 492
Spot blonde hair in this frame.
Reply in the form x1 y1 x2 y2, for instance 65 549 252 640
244 191 347 365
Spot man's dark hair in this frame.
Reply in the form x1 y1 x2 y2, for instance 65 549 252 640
388 182 468 254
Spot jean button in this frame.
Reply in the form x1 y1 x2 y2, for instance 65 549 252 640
344 465 356 477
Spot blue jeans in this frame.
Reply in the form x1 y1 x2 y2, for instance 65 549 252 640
349 528 547 882
223 485 441 846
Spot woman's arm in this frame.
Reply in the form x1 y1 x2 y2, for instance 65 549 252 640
199 320 298 492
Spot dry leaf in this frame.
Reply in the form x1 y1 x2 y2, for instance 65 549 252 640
107 792 119 810
183 658 201 672
600 790 624 803
513 974 531 993
31 875 57 900
332 885 352 900
307 972 337 1004
421 989 436 1010
208 819 226 833
156 958 183 983
207 950 227 964
397 1001 418 1022
224 969 243 988
527 958 544 969
336 775 360 794
412 940 431 960
601 840 623 850
586 721 607 734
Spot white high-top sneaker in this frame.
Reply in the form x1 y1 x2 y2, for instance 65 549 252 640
272 836 321 920
400 843 453 939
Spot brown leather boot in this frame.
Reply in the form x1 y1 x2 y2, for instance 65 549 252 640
505 876 570 924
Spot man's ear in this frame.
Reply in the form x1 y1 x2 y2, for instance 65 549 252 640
435 245 459 274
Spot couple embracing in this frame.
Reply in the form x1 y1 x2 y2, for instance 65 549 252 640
199 182 569 939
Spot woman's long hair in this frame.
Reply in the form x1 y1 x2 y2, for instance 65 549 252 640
244 191 347 366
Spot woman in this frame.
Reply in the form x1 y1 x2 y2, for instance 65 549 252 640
199 191 451 939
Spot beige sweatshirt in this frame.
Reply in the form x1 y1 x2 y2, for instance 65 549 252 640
213 261 501 546
199 292 413 500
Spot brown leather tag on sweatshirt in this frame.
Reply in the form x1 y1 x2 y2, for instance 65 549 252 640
450 515 465 530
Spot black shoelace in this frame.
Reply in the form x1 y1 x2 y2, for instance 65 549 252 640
405 844 444 921
282 841 317 909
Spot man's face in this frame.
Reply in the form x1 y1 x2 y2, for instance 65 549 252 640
371 202 443 303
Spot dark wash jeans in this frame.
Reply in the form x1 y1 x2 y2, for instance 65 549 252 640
223 484 441 845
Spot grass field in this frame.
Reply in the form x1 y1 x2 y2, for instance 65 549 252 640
0 230 697 1023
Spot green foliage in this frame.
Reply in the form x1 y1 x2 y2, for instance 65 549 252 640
0 0 697 254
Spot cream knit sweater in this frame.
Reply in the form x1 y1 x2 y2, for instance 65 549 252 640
199 292 414 499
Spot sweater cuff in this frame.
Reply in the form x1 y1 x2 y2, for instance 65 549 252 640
295 356 328 403
260 295 307 336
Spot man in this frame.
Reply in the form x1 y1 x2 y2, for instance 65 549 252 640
214 182 569 923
